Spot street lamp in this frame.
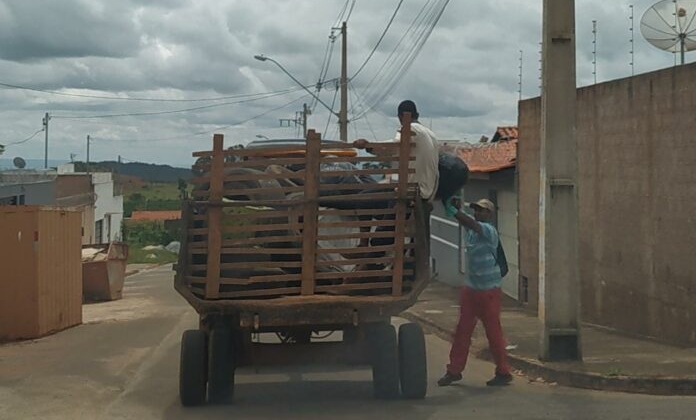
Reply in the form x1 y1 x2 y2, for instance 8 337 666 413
253 54 338 118
255 134 269 140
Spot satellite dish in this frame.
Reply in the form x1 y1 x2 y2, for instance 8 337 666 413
641 0 696 65
13 157 26 169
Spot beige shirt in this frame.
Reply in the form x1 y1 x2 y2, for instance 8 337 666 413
389 122 440 201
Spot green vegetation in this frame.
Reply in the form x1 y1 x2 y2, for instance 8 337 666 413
123 180 187 217
127 247 178 264
123 220 180 246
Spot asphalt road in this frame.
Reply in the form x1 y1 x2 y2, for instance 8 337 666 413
1 265 695 420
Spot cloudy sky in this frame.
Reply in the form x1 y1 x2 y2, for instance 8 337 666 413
0 0 692 167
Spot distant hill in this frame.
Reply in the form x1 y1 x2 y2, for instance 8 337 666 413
74 161 192 183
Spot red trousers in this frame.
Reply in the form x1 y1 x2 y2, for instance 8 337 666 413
447 287 511 376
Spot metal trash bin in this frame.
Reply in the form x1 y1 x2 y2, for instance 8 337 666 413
82 242 129 301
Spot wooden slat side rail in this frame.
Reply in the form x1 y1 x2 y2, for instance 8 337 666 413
300 130 321 295
189 247 303 256
205 134 225 299
392 113 412 297
321 156 415 164
315 269 413 280
192 141 411 158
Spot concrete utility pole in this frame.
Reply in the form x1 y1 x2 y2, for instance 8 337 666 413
302 103 311 138
86 135 91 173
339 21 348 142
42 112 50 169
539 0 581 361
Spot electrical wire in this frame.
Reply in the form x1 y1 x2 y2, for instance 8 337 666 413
323 82 341 136
354 0 450 120
3 128 45 147
128 93 312 143
0 81 310 103
349 82 379 140
351 0 404 80
345 0 357 22
51 88 303 119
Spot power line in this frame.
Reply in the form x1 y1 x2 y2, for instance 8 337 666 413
0 81 311 103
355 0 450 120
345 0 357 22
51 88 303 120
3 128 45 147
323 82 341 137
126 93 312 143
352 0 404 80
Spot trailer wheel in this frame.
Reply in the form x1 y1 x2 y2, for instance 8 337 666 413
180 330 208 406
367 323 400 399
207 327 235 404
398 323 427 399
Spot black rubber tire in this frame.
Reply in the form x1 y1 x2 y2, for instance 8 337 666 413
367 323 400 399
398 323 428 399
207 327 235 404
179 330 208 406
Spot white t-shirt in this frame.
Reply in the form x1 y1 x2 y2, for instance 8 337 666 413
393 121 439 201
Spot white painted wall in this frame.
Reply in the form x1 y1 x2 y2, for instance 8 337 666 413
92 173 123 243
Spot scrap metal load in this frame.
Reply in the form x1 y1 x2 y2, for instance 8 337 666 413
180 127 427 301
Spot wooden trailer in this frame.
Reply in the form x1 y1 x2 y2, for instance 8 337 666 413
175 115 432 405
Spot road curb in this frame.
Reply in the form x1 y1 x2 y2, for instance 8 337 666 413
403 310 696 396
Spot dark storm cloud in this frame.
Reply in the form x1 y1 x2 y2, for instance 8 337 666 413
0 0 142 61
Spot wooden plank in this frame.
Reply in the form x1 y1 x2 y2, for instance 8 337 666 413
316 183 410 193
321 156 415 164
187 273 301 285
316 243 414 255
188 247 302 255
188 222 300 235
315 256 415 267
191 198 304 207
317 208 397 217
191 261 303 270
392 113 413 297
205 134 225 299
221 185 305 196
315 282 393 293
225 157 307 168
218 287 302 299
317 168 414 177
315 192 403 202
188 235 301 247
193 210 294 221
315 269 413 280
318 219 400 229
300 130 321 295
316 230 413 241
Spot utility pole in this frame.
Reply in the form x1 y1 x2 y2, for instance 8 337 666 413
629 5 635 75
592 20 597 84
42 112 50 169
339 21 348 142
302 103 311 138
539 0 581 361
86 135 91 173
518 50 523 101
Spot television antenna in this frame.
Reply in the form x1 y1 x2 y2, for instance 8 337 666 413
641 0 696 65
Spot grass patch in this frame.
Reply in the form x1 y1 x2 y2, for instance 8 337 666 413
128 247 179 264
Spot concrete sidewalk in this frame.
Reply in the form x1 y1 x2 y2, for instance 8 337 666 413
405 281 696 395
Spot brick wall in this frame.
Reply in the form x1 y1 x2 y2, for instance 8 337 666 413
518 63 696 345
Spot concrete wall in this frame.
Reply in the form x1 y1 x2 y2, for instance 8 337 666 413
92 173 124 243
518 63 696 345
0 181 55 205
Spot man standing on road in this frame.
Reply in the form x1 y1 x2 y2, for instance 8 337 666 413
437 198 513 387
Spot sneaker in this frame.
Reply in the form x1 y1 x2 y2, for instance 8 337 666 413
437 372 463 386
486 373 513 387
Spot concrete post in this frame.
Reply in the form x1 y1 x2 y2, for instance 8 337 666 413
539 0 581 361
